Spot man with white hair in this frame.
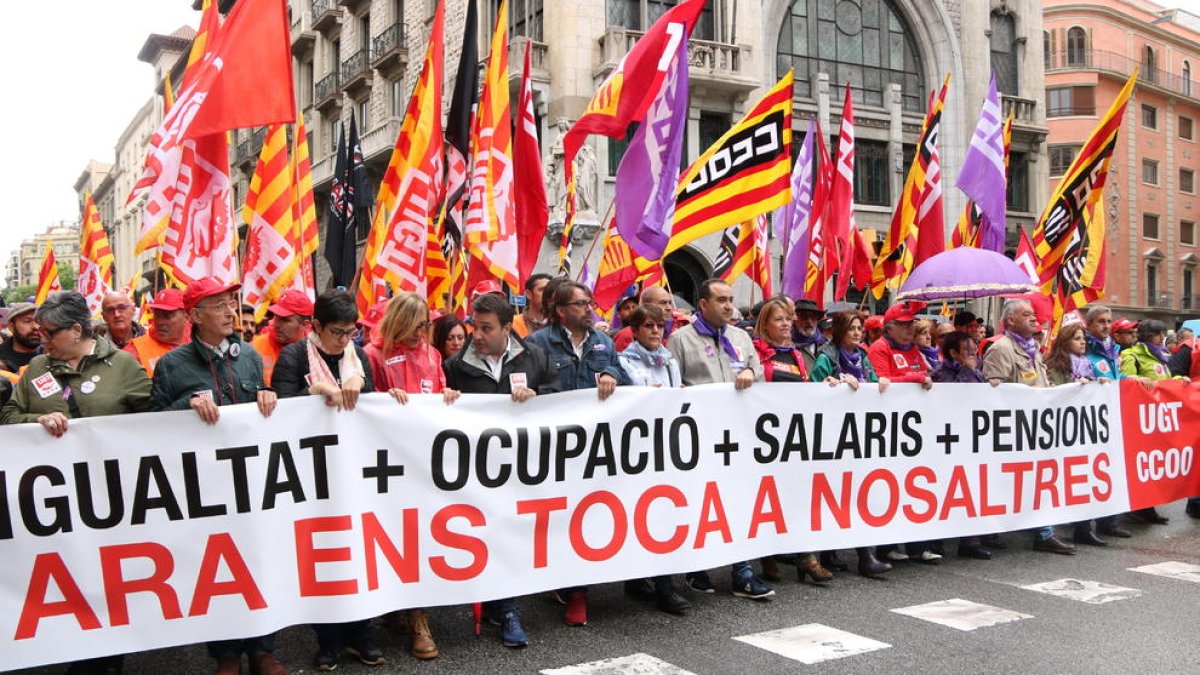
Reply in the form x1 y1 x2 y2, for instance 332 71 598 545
984 298 1077 555
101 290 145 349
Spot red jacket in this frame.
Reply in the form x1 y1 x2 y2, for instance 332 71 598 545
867 337 929 383
365 340 446 394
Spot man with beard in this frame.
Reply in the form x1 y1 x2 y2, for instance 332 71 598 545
0 303 41 373
101 291 146 349
124 288 190 376
791 298 826 372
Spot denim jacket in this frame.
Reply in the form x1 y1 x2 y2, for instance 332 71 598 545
527 325 631 391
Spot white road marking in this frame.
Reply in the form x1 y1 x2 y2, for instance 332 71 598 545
733 623 891 665
1020 578 1142 604
890 598 1032 631
1129 561 1200 583
541 652 699 675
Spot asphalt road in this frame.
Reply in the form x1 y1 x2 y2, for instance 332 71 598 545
11 500 1200 675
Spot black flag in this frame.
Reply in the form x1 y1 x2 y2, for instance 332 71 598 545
324 121 354 289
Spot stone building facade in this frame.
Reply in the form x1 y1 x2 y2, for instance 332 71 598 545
1045 0 1200 322
9 223 81 289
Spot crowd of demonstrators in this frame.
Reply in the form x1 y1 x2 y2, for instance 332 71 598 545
4 277 1200 675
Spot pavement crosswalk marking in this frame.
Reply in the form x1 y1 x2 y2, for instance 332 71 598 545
733 623 891 665
1128 561 1200 583
540 652 699 675
1019 578 1142 604
890 598 1032 631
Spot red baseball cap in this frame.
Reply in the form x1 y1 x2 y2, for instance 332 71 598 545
471 280 505 300
148 288 185 311
183 277 242 312
864 315 885 332
357 299 390 330
1113 318 1139 332
883 301 928 324
267 290 315 317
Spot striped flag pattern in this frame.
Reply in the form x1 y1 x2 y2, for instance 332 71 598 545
242 124 300 319
291 111 319 297
79 193 115 315
34 246 62 305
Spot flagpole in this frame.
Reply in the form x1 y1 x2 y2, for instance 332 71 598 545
573 198 617 283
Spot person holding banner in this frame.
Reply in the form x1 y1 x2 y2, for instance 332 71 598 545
0 291 152 674
1045 324 1099 387
147 278 284 675
867 302 934 388
668 279 775 600
983 298 1078 556
444 292 561 648
269 290 386 671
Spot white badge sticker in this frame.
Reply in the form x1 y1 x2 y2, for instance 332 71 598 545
509 372 528 390
386 355 406 365
195 389 214 402
32 372 62 399
420 378 434 394
80 381 96 395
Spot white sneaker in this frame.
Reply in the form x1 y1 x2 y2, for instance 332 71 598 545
883 550 909 562
915 551 943 562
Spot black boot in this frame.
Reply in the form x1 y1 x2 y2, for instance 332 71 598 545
820 550 848 572
1073 525 1108 547
653 576 690 614
856 548 892 577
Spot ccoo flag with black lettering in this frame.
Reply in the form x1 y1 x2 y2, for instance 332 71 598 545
664 72 792 256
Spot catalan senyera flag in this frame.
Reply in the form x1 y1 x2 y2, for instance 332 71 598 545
357 0 444 313
465 0 519 288
425 213 452 310
871 75 949 298
33 247 62 304
664 72 793 255
593 216 664 312
79 193 115 316
463 0 514 246
715 216 772 298
291 111 319 297
242 124 300 320
1033 72 1135 309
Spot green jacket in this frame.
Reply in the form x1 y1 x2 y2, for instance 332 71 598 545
150 334 266 411
0 337 151 424
1119 343 1175 381
810 343 879 382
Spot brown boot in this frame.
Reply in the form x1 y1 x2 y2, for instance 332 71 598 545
759 557 783 582
214 656 241 675
408 609 440 660
248 653 287 675
799 557 834 583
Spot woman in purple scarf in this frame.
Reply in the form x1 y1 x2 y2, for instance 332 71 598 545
1045 324 1099 386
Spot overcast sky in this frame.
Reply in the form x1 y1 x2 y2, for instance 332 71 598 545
5 0 1200 285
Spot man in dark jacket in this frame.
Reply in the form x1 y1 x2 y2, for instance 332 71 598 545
441 292 557 649
527 281 629 397
149 277 284 675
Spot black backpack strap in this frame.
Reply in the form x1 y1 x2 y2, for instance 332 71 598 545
51 373 83 419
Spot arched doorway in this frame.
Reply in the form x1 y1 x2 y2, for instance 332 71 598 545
664 247 710 307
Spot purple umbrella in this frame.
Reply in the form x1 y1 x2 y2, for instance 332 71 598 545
895 248 1037 302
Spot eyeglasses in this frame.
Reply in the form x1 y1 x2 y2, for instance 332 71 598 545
564 300 597 309
326 327 362 340
101 304 133 315
197 299 238 313
37 325 71 338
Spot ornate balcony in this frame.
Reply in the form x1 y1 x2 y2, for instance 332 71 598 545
311 0 341 33
360 117 402 163
509 37 549 84
315 72 341 109
1001 95 1039 124
371 22 408 74
598 27 758 99
340 49 372 95
290 6 316 55
1048 49 1198 100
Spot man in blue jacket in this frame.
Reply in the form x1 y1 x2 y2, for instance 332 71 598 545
527 280 630 628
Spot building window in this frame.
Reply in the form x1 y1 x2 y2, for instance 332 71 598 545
1006 151 1029 212
393 0 403 23
1184 268 1194 309
1147 263 1159 305
1047 86 1095 117
609 0 714 41
1143 45 1157 84
1182 168 1195 194
776 0 926 112
1067 26 1087 66
330 117 344 155
608 125 636 176
359 14 370 50
1143 159 1159 185
1185 60 1193 96
330 38 341 72
391 78 404 116
357 99 369 129
990 11 1018 95
1142 104 1158 130
854 139 890 206
1143 213 1160 240
1182 220 1196 245
1182 116 1195 141
509 0 545 40
1043 30 1051 70
692 111 730 164
1049 145 1080 176
299 59 314 109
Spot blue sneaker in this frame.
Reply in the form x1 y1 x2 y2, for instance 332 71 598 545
685 571 716 594
498 610 528 648
732 574 775 600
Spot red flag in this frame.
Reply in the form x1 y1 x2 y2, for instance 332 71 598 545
514 42 548 286
804 123 833 308
182 0 295 139
1014 226 1039 284
830 85 857 300
850 227 874 292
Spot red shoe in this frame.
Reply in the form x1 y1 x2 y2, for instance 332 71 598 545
564 590 587 626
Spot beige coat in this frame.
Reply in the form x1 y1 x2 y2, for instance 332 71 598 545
982 335 1049 387
667 323 763 386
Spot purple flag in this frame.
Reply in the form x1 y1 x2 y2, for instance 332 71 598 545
776 118 816 298
614 37 689 261
956 75 1007 253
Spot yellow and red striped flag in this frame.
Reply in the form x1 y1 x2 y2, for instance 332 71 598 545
714 215 772 299
593 215 665 312
242 123 301 320
464 0 519 287
664 72 793 256
357 0 445 313
290 111 319 297
78 193 115 316
33 246 62 304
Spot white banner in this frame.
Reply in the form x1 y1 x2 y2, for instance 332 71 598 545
0 381 1173 669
